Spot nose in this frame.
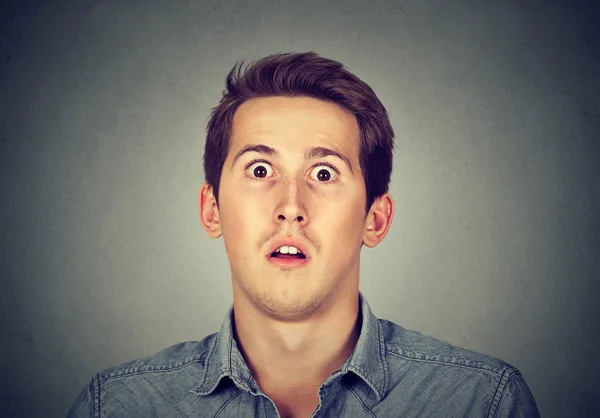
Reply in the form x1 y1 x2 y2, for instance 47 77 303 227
274 179 308 226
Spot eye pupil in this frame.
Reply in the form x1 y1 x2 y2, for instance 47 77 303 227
253 166 267 178
317 169 331 181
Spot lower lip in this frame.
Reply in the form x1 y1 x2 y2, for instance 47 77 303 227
266 255 310 269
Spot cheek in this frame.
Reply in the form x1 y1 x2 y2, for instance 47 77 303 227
219 191 267 255
317 196 366 248
339 208 366 242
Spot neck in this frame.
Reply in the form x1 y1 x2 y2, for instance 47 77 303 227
233 291 361 389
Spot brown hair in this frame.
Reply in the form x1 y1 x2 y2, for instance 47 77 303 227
203 51 395 215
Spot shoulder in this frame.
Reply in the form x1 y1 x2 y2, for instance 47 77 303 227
379 318 511 375
373 319 539 416
68 333 221 417
99 334 218 380
67 333 226 417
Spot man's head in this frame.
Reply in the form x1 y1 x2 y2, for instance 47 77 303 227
203 52 395 215
199 52 395 321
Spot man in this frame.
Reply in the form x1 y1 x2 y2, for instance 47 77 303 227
68 52 539 417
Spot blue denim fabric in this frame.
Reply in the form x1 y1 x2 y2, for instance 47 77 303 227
68 295 539 417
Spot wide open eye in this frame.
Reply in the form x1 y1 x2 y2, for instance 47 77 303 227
308 165 338 182
247 161 275 179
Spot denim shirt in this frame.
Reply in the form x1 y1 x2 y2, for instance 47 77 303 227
68 295 539 417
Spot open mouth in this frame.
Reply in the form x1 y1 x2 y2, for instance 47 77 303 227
267 246 309 269
270 251 307 260
266 243 310 269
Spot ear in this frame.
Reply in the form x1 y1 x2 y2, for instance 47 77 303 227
362 193 395 248
198 183 222 238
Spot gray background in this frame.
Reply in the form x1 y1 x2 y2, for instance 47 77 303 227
1 0 599 417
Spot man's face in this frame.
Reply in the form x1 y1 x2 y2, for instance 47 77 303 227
215 96 370 321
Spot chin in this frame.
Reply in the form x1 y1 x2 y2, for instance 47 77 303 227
252 289 326 322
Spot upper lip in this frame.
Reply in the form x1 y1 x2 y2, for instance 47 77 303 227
266 237 311 258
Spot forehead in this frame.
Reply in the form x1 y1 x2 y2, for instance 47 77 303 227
230 96 360 153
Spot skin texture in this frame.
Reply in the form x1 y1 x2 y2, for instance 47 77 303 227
199 96 394 417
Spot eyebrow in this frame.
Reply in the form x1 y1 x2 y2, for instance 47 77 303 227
230 144 354 174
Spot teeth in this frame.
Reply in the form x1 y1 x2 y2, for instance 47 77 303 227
276 245 301 254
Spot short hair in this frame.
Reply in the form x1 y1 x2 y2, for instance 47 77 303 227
203 51 395 215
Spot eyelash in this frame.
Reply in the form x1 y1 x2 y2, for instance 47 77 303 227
244 159 340 185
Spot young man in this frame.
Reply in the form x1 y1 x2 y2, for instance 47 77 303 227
68 52 540 417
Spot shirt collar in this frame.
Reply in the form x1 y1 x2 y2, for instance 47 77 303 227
195 293 387 401
342 293 388 401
